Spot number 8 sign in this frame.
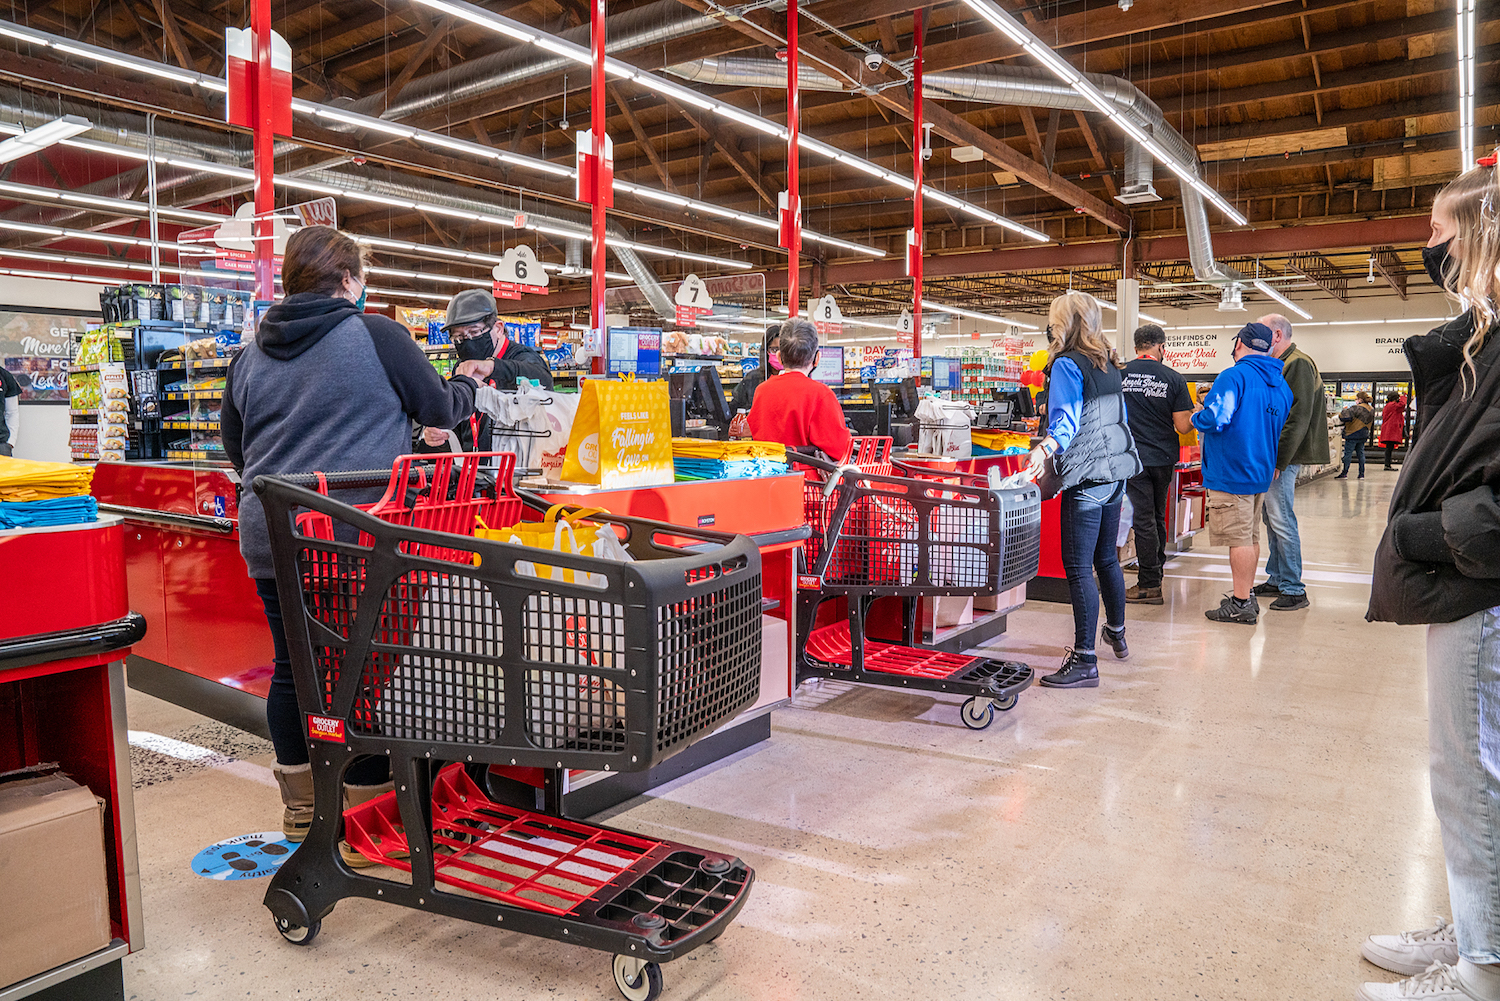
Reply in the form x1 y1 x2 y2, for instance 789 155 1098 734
812 294 843 337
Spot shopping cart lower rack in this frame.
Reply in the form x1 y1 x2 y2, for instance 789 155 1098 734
794 442 1042 730
254 461 764 1001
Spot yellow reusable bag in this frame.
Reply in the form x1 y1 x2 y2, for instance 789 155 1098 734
560 378 674 488
474 505 629 587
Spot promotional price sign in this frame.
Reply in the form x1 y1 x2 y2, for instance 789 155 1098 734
673 274 714 328
492 246 550 300
811 295 843 337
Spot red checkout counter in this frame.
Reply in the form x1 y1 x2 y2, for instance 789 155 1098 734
91 460 807 816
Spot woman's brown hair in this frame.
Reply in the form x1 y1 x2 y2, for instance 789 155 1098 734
281 225 371 297
1046 291 1118 371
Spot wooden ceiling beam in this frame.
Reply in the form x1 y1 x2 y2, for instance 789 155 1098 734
610 83 677 192
378 14 458 111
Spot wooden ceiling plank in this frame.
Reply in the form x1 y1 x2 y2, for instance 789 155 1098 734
1073 112 1119 199
610 82 677 192
380 14 458 111
677 106 776 209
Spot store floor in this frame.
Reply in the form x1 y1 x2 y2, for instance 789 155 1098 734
120 470 1432 1001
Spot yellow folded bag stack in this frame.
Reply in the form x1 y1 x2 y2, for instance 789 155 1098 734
0 457 95 502
671 439 789 480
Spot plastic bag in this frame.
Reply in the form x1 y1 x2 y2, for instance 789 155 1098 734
915 398 974 459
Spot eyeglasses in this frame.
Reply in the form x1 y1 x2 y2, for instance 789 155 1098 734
447 321 493 342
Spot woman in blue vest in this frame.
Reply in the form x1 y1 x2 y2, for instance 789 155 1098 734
1026 292 1143 689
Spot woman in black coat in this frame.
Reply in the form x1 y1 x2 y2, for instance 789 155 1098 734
1361 163 1500 1000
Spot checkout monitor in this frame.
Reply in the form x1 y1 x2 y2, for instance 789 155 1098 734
811 346 845 387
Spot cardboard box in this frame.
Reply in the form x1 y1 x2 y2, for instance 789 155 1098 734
924 595 974 630
0 770 111 989
974 582 1027 614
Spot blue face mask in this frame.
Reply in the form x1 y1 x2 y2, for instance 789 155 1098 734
352 278 368 312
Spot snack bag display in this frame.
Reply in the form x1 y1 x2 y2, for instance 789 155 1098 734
559 379 673 488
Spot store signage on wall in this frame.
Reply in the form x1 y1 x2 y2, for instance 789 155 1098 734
674 274 714 328
0 311 88 402
811 295 843 337
492 246 550 300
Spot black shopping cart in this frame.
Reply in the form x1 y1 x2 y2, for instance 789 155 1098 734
254 458 763 1001
795 438 1042 730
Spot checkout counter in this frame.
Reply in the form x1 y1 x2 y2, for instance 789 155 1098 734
91 459 807 816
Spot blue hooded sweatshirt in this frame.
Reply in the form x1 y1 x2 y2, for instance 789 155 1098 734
1191 352 1293 495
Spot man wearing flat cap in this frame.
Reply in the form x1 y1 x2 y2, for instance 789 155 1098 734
1191 321 1294 624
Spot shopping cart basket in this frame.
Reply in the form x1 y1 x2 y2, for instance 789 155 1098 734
794 445 1041 730
254 463 762 1001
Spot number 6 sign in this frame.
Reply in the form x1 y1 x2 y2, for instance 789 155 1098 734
492 246 550 299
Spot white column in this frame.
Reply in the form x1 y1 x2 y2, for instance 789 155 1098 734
1115 277 1140 358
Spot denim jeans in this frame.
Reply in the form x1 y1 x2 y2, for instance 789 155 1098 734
256 577 387 783
1125 464 1174 589
1428 606 1500 964
1261 465 1304 596
1341 430 1369 476
1059 480 1127 654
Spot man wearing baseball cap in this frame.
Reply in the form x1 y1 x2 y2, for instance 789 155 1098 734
419 289 553 452
1190 321 1294 624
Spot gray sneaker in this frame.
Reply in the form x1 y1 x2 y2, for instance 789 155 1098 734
1204 594 1258 624
1361 917 1459 976
1356 962 1466 1001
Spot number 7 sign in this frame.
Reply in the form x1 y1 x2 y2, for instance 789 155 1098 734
673 274 714 328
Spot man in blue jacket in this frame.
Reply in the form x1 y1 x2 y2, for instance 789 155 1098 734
1192 321 1293 624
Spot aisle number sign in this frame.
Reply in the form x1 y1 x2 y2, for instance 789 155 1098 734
674 274 714 327
812 295 843 337
493 246 550 300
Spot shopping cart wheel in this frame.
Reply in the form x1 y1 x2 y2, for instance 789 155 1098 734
960 696 995 731
274 914 321 946
612 954 664 1001
993 693 1018 712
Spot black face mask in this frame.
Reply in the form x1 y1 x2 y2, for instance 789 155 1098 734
1423 240 1455 290
455 331 496 362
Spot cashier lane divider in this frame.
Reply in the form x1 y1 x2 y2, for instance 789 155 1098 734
191 831 298 880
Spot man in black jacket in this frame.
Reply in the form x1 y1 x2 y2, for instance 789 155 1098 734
419 289 554 452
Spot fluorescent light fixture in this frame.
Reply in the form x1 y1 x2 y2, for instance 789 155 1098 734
398 0 1046 244
959 0 1247 227
1096 299 1167 325
921 300 1040 329
1252 279 1312 320
0 18 227 91
1458 0 1476 166
0 115 91 165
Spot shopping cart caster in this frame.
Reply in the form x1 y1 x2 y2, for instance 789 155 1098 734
274 914 321 946
612 955 663 1001
960 696 995 730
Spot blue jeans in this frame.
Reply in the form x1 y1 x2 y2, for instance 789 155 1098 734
1059 481 1127 655
1261 465 1304 596
1428 606 1500 963
1341 430 1369 476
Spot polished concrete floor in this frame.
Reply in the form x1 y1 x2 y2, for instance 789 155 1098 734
120 469 1438 1001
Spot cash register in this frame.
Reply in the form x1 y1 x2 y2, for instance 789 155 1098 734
668 366 731 439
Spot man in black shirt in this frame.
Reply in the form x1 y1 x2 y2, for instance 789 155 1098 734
1120 324 1194 603
0 366 21 457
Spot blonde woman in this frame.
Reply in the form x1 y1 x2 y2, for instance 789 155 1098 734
1363 163 1500 1001
1025 291 1142 688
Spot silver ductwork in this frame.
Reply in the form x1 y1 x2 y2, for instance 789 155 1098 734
363 1 715 123
1117 127 1159 204
666 59 1244 284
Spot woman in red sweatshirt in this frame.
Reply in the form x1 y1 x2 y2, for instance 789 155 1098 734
748 318 852 462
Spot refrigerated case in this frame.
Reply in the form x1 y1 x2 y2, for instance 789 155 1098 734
1324 372 1412 453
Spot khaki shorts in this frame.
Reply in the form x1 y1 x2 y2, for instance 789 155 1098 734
1207 490 1264 548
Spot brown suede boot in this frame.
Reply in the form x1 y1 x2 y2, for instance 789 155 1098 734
273 763 315 843
340 780 398 869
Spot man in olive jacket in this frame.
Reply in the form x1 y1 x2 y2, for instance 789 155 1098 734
1254 313 1331 610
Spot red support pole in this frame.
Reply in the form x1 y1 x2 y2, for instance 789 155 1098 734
786 0 801 317
590 0 607 372
912 10 924 359
251 0 274 302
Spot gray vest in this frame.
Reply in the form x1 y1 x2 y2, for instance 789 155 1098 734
1054 350 1143 490
231 314 412 578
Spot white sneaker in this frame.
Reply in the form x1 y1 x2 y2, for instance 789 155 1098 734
1357 962 1473 1001
1363 918 1460 976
